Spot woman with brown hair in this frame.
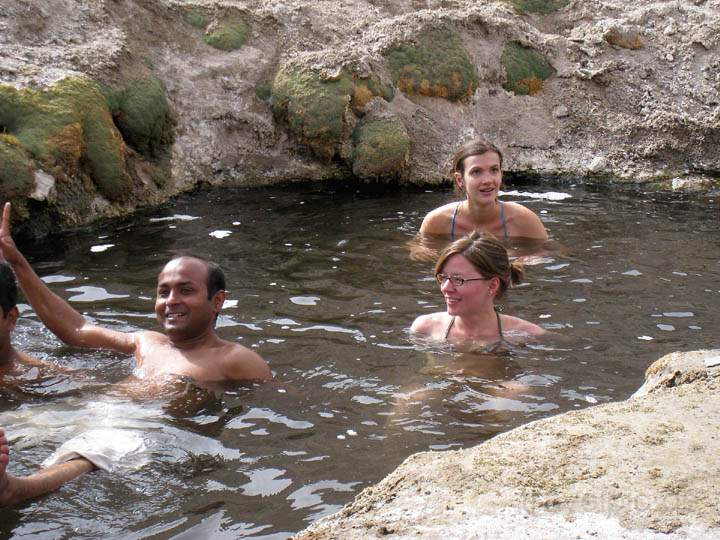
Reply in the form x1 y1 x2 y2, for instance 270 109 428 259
419 139 547 241
411 231 545 345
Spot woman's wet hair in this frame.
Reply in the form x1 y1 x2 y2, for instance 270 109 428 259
0 262 18 318
451 139 504 175
434 231 523 299
167 253 226 299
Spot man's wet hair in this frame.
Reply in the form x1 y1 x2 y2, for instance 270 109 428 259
0 262 18 318
167 253 225 299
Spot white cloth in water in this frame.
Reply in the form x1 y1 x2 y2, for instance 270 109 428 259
42 428 150 473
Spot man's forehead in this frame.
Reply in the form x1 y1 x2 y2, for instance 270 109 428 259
157 257 209 284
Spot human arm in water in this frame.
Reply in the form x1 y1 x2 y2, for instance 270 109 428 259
0 203 136 354
0 427 95 507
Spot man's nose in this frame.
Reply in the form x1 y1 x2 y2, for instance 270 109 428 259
166 289 180 303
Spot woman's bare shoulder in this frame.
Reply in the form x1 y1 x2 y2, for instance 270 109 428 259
503 202 547 239
411 312 449 337
500 314 546 338
420 202 459 235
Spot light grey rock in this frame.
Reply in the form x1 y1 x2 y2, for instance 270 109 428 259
29 170 55 202
295 349 720 539
552 105 569 118
588 156 607 172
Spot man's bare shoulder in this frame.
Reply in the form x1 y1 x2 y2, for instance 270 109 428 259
220 340 271 381
420 202 458 235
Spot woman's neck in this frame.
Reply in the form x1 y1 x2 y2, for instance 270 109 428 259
464 198 501 227
451 305 499 340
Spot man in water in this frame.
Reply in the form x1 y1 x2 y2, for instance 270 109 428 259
0 202 270 383
0 262 35 373
0 261 95 505
0 201 271 505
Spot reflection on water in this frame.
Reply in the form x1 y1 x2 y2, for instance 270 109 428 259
1 182 719 538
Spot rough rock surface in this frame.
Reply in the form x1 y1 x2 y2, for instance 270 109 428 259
293 349 720 539
1 0 719 229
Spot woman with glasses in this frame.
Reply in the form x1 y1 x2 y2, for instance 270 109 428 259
411 231 545 345
419 139 547 242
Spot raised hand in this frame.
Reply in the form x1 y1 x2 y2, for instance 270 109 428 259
0 202 21 264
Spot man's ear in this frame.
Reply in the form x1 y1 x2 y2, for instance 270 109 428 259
6 306 19 331
212 290 226 313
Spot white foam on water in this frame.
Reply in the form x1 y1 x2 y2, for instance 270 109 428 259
90 244 115 253
500 190 572 201
209 230 232 238
290 296 320 306
41 275 76 283
148 214 200 222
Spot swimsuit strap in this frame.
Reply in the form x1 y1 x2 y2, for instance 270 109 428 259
444 315 456 340
450 202 462 240
500 202 509 241
495 310 504 342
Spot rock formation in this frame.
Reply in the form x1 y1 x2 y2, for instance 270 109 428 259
1 0 718 233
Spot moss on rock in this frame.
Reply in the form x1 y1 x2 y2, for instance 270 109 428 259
0 77 132 202
105 77 174 159
255 82 272 101
501 42 555 96
0 135 35 200
351 117 410 180
352 76 394 111
272 67 354 159
184 8 209 29
204 21 249 51
384 28 478 101
508 0 570 14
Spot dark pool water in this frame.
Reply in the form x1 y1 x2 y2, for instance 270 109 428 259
1 181 718 538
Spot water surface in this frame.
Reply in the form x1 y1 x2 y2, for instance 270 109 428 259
1 181 718 538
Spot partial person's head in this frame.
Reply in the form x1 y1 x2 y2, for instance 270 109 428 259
155 255 226 341
0 262 18 318
434 231 523 301
451 139 504 198
0 262 20 357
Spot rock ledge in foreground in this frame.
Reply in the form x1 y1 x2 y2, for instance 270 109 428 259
295 349 720 539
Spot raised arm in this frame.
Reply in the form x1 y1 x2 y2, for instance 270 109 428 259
0 203 135 354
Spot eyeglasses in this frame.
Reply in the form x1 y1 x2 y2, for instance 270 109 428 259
435 273 490 287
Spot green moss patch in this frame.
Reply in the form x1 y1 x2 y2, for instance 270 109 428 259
384 28 478 101
104 77 173 159
0 135 35 200
501 42 555 96
508 0 570 14
255 82 272 101
184 8 209 29
351 118 410 180
204 22 249 51
271 67 354 159
0 77 132 201
352 76 394 111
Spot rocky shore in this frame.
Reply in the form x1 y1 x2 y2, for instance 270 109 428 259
294 349 720 539
1 0 719 233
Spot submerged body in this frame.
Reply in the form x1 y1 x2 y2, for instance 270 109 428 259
0 200 270 507
411 232 545 348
